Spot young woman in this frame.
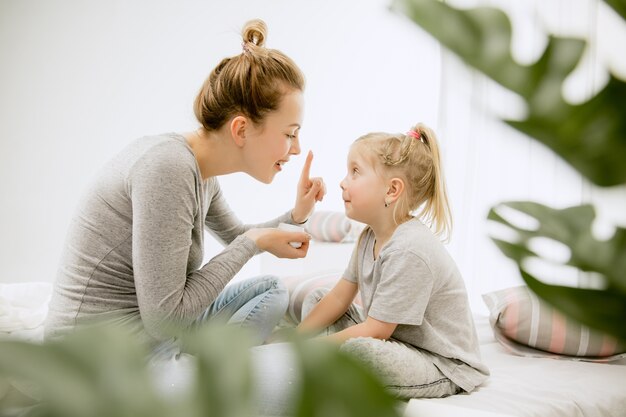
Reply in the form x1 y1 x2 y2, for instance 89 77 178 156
44 19 326 349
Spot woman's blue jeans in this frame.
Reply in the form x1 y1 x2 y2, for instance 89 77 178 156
195 274 288 341
151 275 288 361
149 275 291 411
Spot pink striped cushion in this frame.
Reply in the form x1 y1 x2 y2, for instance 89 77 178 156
482 286 625 362
305 211 353 242
280 272 362 325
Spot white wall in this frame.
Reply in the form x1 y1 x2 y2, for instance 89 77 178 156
0 0 439 283
1 0 624 313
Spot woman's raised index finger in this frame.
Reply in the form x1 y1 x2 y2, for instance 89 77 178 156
299 150 314 181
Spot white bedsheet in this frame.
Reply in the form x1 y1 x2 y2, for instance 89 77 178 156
406 316 626 417
0 281 50 343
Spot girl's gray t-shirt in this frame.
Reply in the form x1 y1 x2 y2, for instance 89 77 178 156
343 219 489 392
45 133 293 344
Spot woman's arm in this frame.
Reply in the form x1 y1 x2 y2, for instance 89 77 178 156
297 279 358 335
131 155 243 340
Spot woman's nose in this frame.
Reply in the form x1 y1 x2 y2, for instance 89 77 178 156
289 136 301 155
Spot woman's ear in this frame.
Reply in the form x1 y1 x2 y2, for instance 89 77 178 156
230 116 248 147
386 178 405 203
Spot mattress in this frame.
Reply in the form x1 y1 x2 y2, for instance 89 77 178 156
404 315 626 417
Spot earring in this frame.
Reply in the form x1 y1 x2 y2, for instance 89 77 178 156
384 201 389 208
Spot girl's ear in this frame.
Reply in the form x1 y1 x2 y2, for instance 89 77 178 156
230 116 248 147
386 177 405 203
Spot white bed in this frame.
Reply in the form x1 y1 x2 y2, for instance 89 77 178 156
0 281 50 344
404 314 626 417
1 280 625 417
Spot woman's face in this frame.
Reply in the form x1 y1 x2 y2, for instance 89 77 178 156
244 90 304 183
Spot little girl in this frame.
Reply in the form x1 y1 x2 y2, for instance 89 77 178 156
297 124 489 399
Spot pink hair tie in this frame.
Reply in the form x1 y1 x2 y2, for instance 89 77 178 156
407 130 424 143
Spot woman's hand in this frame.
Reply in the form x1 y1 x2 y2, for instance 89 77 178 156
291 151 326 224
244 228 311 258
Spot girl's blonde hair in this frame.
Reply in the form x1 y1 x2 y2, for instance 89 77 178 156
194 19 305 130
354 123 452 241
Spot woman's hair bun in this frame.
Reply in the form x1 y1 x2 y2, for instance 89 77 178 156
194 17 304 131
242 19 267 48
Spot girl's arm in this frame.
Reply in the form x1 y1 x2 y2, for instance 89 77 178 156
324 317 398 344
297 279 358 335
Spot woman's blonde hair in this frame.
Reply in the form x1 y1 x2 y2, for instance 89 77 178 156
354 123 452 241
194 19 305 130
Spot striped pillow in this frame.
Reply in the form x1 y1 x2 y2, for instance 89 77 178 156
305 211 359 243
280 272 362 325
281 272 341 324
482 286 625 361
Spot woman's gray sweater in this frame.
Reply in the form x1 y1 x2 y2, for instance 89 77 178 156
44 133 292 343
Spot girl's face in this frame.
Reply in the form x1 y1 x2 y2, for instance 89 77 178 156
340 144 388 225
244 90 304 183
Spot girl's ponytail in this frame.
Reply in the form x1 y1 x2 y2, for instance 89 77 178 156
410 124 452 241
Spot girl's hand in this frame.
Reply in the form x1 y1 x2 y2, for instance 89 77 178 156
244 228 311 259
291 151 326 224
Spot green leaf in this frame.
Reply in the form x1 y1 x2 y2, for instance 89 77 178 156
0 342 100 417
391 0 585 99
396 0 626 351
0 326 169 417
391 0 528 95
293 340 401 417
489 201 626 293
489 238 537 263
181 323 254 417
507 76 626 187
603 0 626 21
0 321 407 417
392 0 626 186
488 201 626 343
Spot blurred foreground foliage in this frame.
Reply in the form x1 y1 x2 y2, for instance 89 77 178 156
0 323 401 417
393 0 626 343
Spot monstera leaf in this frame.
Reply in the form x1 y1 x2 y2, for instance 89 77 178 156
392 0 626 186
393 0 626 344
488 201 626 343
0 324 401 417
0 326 168 417
604 0 626 21
293 338 401 417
